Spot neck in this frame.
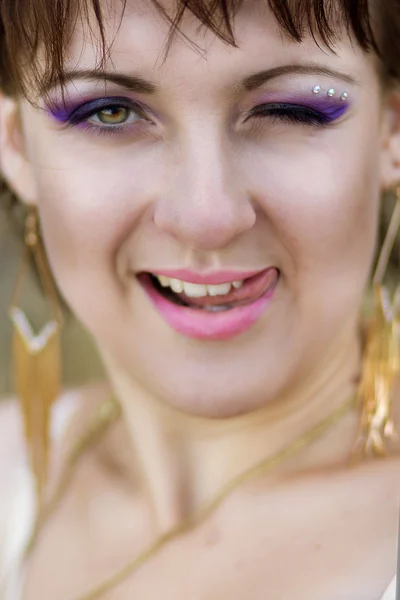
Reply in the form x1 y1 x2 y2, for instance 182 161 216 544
100 330 361 533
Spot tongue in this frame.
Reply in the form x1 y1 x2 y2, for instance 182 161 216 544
177 268 279 308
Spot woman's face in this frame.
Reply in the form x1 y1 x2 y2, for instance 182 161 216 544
1 0 394 417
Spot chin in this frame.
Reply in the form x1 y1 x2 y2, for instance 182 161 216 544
161 386 269 418
91 295 301 419
133 358 286 419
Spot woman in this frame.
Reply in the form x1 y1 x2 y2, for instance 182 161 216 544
0 0 400 597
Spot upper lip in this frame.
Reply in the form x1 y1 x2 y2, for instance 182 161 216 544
141 268 270 285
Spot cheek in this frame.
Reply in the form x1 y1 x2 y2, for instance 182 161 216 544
26 127 161 299
246 124 381 296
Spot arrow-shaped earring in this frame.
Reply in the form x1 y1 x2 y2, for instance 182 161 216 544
8 207 63 508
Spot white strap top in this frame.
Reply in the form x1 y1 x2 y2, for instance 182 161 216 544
0 465 34 600
381 578 397 600
0 393 79 600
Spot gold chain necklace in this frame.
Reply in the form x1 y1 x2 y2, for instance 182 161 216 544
24 394 356 600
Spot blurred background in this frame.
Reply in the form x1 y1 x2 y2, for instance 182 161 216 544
0 195 103 397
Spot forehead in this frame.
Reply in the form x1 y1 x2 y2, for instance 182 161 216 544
63 0 373 93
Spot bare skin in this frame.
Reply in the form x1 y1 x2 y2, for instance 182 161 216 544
1 382 399 600
1 0 400 598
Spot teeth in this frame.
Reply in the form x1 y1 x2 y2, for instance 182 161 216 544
207 283 231 296
155 275 245 298
183 282 208 298
158 275 170 287
169 278 184 293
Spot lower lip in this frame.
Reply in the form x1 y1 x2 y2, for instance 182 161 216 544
139 270 278 340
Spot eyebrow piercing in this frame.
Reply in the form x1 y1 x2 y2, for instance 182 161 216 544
312 85 349 101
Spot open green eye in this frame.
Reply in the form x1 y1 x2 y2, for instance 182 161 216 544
95 107 131 125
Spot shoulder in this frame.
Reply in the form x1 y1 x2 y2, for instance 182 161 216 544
0 381 112 570
0 379 112 457
0 380 111 522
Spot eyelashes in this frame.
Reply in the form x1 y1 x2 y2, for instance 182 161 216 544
50 97 349 137
247 102 347 126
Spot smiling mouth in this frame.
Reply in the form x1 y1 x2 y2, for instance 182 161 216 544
138 269 279 311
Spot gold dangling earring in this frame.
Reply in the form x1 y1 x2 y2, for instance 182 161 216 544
353 187 400 459
9 206 63 506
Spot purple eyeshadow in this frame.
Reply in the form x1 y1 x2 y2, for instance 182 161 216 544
50 106 72 122
47 96 132 124
252 87 351 122
300 98 349 122
48 102 88 123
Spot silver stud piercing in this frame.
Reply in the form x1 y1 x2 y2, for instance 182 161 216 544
312 86 349 101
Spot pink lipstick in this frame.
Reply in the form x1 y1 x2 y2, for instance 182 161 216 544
138 268 279 340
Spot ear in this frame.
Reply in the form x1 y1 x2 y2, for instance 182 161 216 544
0 93 38 205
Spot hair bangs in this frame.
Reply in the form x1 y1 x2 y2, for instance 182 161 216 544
0 0 397 100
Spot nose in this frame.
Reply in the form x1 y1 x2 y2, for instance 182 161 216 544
153 133 256 251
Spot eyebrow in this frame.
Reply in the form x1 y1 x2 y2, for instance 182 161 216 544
42 70 158 95
43 62 358 95
242 63 358 90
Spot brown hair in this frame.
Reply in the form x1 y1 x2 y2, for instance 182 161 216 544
1 0 400 100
